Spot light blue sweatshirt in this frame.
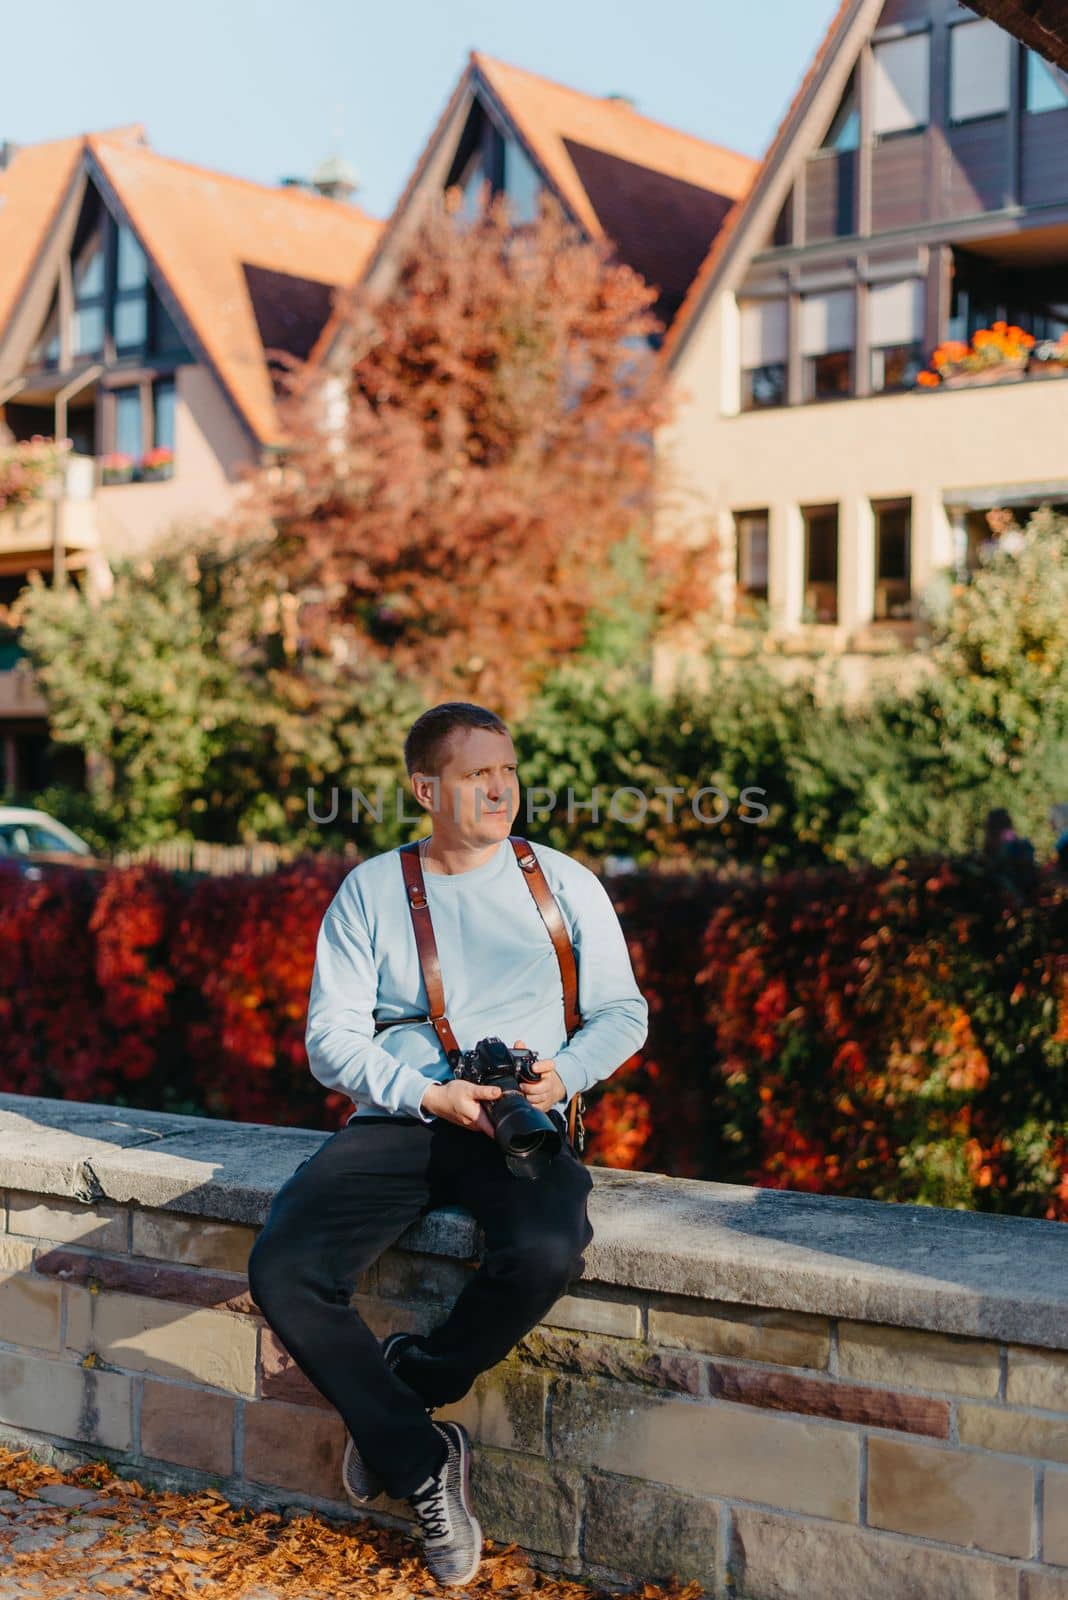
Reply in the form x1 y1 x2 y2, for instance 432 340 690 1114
305 837 649 1123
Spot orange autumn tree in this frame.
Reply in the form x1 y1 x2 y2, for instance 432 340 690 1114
237 188 715 716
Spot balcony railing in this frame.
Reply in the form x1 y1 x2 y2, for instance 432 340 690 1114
0 454 99 554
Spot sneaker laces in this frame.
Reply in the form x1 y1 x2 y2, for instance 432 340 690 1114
410 1457 450 1543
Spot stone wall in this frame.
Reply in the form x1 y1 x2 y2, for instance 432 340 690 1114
1 1093 1067 1599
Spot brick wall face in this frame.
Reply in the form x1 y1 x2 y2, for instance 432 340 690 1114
1 1185 1067 1598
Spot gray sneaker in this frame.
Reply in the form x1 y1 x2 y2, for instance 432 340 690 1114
407 1421 482 1587
342 1332 417 1506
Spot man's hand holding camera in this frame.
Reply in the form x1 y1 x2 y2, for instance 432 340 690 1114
420 1038 564 1136
511 1039 565 1112
420 1078 502 1137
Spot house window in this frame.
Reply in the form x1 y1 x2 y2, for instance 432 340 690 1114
501 138 541 224
114 224 149 352
872 32 930 135
153 377 176 451
949 19 1011 122
114 387 143 460
822 74 860 151
73 234 106 357
802 504 839 623
107 378 176 474
735 510 769 615
1025 49 1068 113
739 298 788 410
873 500 912 620
800 289 854 401
32 292 61 368
869 279 925 392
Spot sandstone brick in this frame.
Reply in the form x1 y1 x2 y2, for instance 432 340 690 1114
437 1363 546 1454
242 1398 345 1500
1023 1571 1068 1599
375 1250 473 1304
259 1327 332 1410
0 1271 62 1352
542 1289 641 1339
130 1211 256 1273
517 1328 700 1396
140 1379 234 1475
837 1321 999 1396
583 1470 720 1584
37 1247 255 1315
958 1404 1068 1465
647 1294 829 1369
732 1506 1018 1600
8 1195 126 1252
0 1348 131 1449
0 1236 36 1272
550 1377 859 1521
1009 1348 1068 1413
64 1285 259 1397
1047 1469 1068 1567
707 1361 949 1436
470 1446 581 1560
867 1435 1034 1557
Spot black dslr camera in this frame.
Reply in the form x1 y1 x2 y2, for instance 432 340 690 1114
451 1036 562 1180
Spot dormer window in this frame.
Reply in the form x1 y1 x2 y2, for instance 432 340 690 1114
447 97 543 225
26 182 190 376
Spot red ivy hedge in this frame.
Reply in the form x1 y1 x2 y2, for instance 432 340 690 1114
1 854 1065 1217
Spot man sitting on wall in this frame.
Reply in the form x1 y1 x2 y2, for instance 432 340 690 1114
248 700 649 1586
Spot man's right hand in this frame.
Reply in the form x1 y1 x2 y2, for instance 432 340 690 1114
420 1078 502 1137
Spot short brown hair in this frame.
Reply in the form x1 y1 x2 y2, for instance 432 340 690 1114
404 702 511 778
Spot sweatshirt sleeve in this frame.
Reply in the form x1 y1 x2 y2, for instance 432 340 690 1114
549 867 649 1101
305 899 435 1121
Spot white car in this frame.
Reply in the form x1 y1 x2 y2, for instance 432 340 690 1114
0 807 96 867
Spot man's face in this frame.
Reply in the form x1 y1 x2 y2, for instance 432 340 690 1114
415 727 520 840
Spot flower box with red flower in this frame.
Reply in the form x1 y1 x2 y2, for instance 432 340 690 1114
100 452 135 485
140 447 174 482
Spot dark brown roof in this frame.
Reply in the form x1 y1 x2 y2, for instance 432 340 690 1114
964 0 1068 72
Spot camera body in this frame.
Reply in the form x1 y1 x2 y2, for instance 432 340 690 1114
451 1036 562 1180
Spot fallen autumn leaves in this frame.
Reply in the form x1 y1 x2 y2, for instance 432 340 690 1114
0 1445 703 1599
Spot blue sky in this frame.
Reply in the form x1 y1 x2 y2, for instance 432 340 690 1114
5 0 837 219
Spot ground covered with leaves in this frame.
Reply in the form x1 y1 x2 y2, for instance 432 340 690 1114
0 1445 701 1600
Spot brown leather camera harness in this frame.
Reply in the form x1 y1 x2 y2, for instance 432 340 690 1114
372 835 586 1152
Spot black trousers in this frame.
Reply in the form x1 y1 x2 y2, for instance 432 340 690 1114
247 1113 594 1501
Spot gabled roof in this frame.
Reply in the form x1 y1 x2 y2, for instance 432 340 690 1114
661 0 878 368
309 51 758 369
0 127 382 445
0 128 127 333
472 52 757 239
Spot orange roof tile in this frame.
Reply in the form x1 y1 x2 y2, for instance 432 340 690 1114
661 0 873 366
0 134 88 333
0 126 381 445
473 52 757 234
